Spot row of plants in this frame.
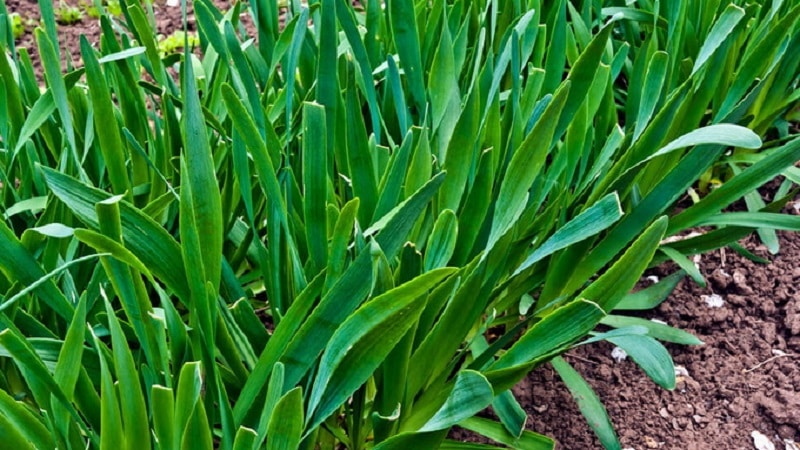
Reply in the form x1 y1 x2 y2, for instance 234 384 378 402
0 0 799 449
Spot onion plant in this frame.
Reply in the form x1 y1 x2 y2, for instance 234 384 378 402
0 0 799 449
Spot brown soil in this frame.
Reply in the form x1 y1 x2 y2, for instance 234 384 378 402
517 226 800 449
6 2 800 449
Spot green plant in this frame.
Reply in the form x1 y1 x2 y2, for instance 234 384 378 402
0 0 798 449
85 0 122 18
157 30 199 57
54 2 84 24
9 12 23 39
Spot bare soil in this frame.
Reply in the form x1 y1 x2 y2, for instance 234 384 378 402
517 226 800 449
5 1 800 448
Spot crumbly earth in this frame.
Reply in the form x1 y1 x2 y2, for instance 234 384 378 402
6 1 800 448
487 225 800 449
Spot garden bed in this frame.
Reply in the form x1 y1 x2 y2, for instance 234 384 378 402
3 1 800 449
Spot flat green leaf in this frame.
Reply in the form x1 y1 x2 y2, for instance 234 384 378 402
551 356 620 450
669 136 800 233
102 289 150 450
632 51 668 143
419 370 494 432
691 4 745 76
615 271 685 310
489 84 570 251
600 315 703 345
698 212 800 230
489 299 605 372
373 431 446 450
388 0 425 111
513 193 623 276
424 209 458 271
659 246 706 287
152 386 176 450
606 334 676 390
80 35 131 199
13 90 54 155
175 362 204 448
28 223 74 238
492 390 527 439
97 46 147 64
307 268 455 432
181 36 224 295
266 388 303 450
458 416 555 450
302 102 328 274
577 216 669 313
232 427 258 450
0 388 55 450
90 329 124 450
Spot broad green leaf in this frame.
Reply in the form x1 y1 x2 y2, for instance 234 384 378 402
492 391 527 439
659 246 706 287
0 388 54 450
90 329 124 450
181 35 224 295
489 83 570 251
13 90 54 155
691 4 745 76
152 386 176 450
632 51 668 143
488 299 605 372
615 271 685 310
644 124 761 162
551 357 620 450
373 431 447 450
307 268 455 432
51 294 88 438
600 315 703 346
428 9 461 152
419 370 494 432
388 0 425 111
606 334 676 390
175 362 204 449
576 217 669 313
424 209 458 271
266 388 303 450
458 416 555 450
80 35 131 199
302 102 328 274
232 427 258 450
102 289 151 450
698 212 800 230
513 193 623 276
669 136 800 233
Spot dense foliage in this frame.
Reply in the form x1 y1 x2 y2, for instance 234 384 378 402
0 0 799 449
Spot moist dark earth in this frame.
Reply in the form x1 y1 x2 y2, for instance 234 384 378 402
5 1 800 448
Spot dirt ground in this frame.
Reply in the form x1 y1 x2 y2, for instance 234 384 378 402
5 1 800 448
518 226 800 449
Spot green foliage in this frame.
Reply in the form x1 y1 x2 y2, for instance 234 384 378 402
9 12 23 39
158 30 199 57
0 0 798 449
54 2 83 25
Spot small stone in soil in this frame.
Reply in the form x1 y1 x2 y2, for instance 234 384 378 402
702 293 725 308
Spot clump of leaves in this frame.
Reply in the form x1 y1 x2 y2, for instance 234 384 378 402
9 12 23 38
84 0 122 18
54 2 83 24
157 29 199 57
